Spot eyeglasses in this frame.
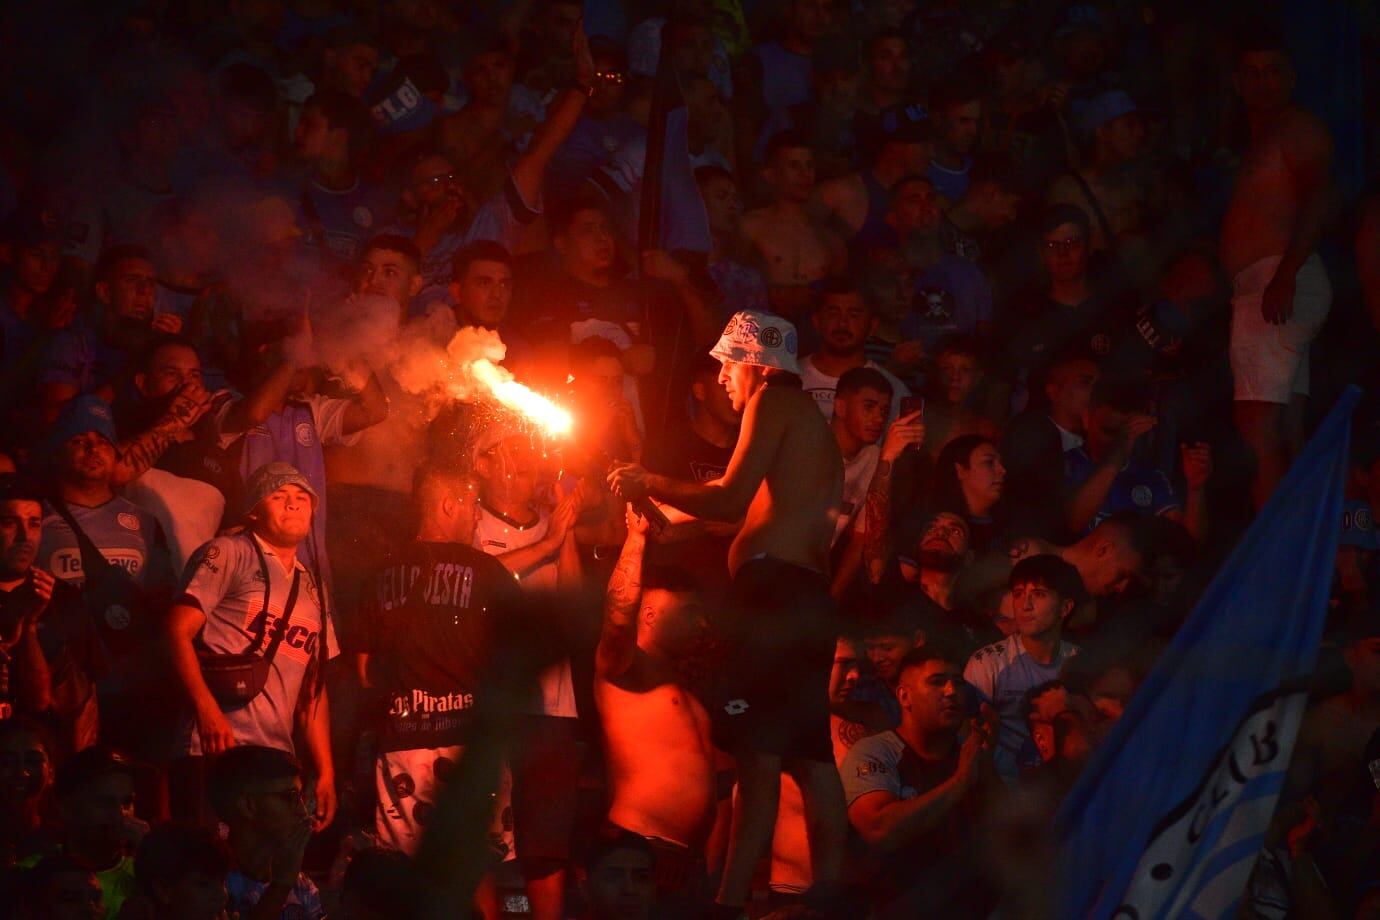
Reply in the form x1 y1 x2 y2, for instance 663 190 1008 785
595 71 626 85
418 172 460 187
1043 236 1086 254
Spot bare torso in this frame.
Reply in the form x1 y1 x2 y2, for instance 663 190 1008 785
595 655 717 849
741 205 845 289
1287 693 1380 817
1221 107 1322 275
727 384 844 576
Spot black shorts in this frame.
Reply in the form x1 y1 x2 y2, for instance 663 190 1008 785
509 714 581 870
710 556 837 763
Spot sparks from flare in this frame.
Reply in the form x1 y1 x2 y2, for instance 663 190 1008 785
466 358 573 437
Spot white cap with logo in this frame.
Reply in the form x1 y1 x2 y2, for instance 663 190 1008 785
709 310 800 375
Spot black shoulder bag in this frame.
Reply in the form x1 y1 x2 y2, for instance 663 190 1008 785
195 536 302 709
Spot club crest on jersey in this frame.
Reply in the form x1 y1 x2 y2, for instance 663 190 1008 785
295 422 315 447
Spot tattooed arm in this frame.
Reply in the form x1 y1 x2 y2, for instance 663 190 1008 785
111 382 216 486
595 506 648 680
862 413 926 585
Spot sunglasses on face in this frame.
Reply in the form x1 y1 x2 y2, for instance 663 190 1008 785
1044 236 1086 254
418 172 460 187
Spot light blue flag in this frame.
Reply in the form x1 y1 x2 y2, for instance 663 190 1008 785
1057 385 1362 919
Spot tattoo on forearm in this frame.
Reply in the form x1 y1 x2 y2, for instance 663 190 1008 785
605 542 644 627
863 460 894 583
115 424 179 481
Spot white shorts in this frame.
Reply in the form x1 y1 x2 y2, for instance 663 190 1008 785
1229 253 1331 404
376 746 514 860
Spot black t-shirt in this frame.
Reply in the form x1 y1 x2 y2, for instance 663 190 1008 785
1006 287 1138 390
357 541 523 751
643 426 736 601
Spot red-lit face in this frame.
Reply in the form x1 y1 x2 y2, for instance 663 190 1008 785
252 484 314 546
1010 580 1070 640
835 386 888 445
451 259 512 329
955 442 1005 514
717 361 764 413
61 432 117 486
556 209 617 274
813 293 872 356
100 256 158 323
896 658 965 732
138 343 203 399
935 351 978 406
829 638 863 705
766 146 816 203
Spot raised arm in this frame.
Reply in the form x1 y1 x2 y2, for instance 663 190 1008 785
862 412 926 585
595 506 647 680
111 381 216 485
510 25 593 205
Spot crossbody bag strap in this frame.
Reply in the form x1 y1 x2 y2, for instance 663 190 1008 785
48 496 115 584
1070 172 1117 248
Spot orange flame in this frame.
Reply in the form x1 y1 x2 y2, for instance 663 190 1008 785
467 358 573 437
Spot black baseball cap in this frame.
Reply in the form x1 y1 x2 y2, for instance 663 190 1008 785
54 747 139 799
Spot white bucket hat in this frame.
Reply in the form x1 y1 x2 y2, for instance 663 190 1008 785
709 310 800 374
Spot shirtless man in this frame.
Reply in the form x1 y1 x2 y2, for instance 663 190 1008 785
1284 617 1380 822
1220 31 1334 510
813 120 933 245
741 132 846 322
608 309 846 917
595 507 717 898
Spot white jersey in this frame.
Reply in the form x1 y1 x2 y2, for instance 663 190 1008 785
473 505 576 717
799 356 910 423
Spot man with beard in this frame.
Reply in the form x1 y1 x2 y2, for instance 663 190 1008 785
115 336 252 570
0 476 96 743
799 280 910 424
38 246 183 421
165 464 339 831
841 647 1001 914
608 310 847 918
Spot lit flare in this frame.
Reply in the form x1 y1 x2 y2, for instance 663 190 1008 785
466 358 572 437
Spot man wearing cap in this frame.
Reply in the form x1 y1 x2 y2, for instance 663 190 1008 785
609 309 848 917
15 746 144 920
165 462 338 832
1048 89 1147 254
39 396 175 597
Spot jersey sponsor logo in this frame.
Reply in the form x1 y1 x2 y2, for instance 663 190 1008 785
51 547 144 581
117 512 141 531
1132 484 1154 508
294 422 315 447
481 540 509 550
243 606 322 663
688 461 728 483
388 689 476 718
